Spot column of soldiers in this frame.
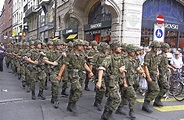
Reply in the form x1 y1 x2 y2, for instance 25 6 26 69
4 39 173 120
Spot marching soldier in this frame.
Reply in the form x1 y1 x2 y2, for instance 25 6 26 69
142 41 161 113
96 40 128 120
153 43 175 107
57 39 93 113
90 42 109 111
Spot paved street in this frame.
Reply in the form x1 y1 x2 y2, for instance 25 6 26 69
0 62 184 120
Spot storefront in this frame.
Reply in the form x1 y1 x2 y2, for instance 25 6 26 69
84 1 112 44
142 0 184 48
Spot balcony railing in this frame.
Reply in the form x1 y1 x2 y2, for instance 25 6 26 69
25 5 39 18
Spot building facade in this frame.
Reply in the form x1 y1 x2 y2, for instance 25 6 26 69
0 0 13 44
12 0 24 42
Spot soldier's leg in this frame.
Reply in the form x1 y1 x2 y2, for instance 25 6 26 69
30 71 37 100
116 87 127 115
142 80 159 113
102 83 121 120
67 80 82 113
37 71 46 100
61 69 68 96
154 75 169 107
94 80 106 111
84 71 90 91
50 74 59 108
126 86 137 119
20 65 26 89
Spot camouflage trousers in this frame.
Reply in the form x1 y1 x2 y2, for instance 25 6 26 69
62 69 68 92
50 73 60 99
5 57 11 68
119 86 137 109
20 64 26 84
30 69 46 92
69 77 82 103
105 82 121 112
157 74 169 97
79 71 86 88
95 78 106 102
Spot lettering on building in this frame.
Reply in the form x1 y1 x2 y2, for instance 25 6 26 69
66 29 73 34
165 23 179 30
90 23 102 29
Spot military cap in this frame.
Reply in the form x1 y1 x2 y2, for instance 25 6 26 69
91 41 98 46
42 42 47 46
24 42 29 46
54 40 65 45
150 41 161 48
29 41 35 46
34 40 42 45
126 44 135 53
67 41 73 47
47 41 53 45
134 46 141 51
109 40 121 49
161 43 170 49
98 42 109 51
83 41 89 46
73 39 83 46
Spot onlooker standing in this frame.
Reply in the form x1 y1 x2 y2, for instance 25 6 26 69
170 51 183 71
0 43 5 72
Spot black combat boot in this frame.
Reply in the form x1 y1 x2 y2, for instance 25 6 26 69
129 109 136 119
101 109 114 120
27 86 30 93
22 82 26 89
67 102 73 112
142 100 153 113
94 99 103 111
153 96 163 107
115 106 126 115
32 91 36 100
71 101 77 113
61 90 69 96
38 91 46 100
54 99 59 109
51 97 54 104
18 74 21 80
84 85 90 91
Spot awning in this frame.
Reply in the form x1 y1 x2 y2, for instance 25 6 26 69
66 34 77 40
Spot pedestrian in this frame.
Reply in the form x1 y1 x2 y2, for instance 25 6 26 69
170 50 183 71
0 43 5 72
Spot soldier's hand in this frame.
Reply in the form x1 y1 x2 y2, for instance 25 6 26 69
62 52 67 57
119 66 126 73
40 52 46 56
124 83 128 88
156 71 159 77
53 61 58 66
57 76 61 81
147 77 152 83
88 72 94 79
96 81 102 89
34 60 38 65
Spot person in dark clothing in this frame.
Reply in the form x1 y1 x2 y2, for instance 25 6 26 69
0 44 5 72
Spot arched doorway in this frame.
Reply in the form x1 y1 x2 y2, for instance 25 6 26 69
84 1 112 43
141 0 184 48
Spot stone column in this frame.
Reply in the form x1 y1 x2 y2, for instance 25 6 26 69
121 0 144 46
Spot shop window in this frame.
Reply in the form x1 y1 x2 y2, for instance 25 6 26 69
88 1 111 24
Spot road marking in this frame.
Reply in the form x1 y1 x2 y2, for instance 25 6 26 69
154 105 184 112
136 97 179 103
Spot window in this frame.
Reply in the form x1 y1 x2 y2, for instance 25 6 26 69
88 1 111 24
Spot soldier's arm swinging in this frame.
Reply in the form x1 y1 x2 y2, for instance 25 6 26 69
57 64 66 81
96 69 103 89
84 63 93 78
144 65 152 83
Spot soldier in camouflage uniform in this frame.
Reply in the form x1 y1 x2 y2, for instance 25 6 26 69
25 40 46 100
96 40 128 120
57 39 93 113
116 44 145 119
142 41 160 113
153 43 174 107
90 42 109 111
84 40 98 91
44 40 64 108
